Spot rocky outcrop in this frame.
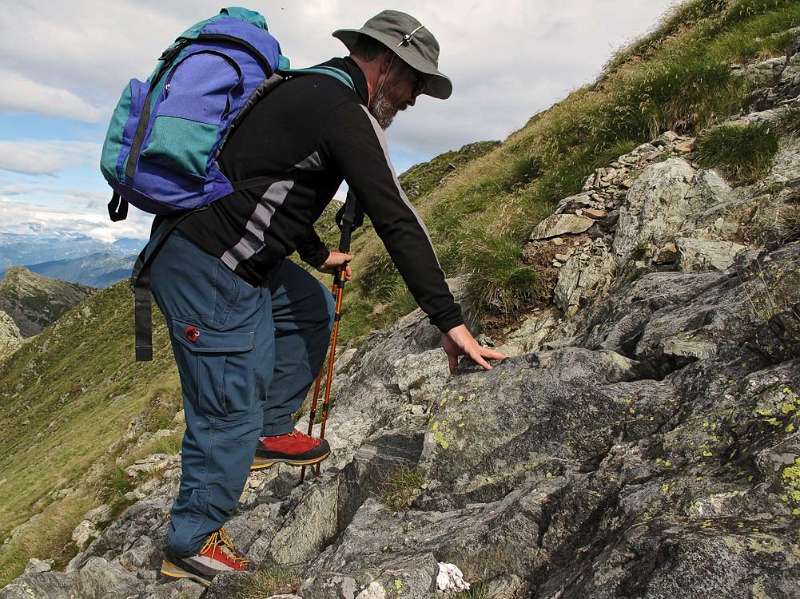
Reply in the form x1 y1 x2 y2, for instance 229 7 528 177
4 32 800 599
0 310 22 360
0 267 94 337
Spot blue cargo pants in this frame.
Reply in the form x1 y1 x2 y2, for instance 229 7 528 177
148 229 335 556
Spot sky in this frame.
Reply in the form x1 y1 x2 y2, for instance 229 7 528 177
0 0 679 242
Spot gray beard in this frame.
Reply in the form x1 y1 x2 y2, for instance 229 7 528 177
370 88 397 130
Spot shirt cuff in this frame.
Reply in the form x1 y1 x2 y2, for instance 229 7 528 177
430 303 465 333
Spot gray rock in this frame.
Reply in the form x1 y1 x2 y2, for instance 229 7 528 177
613 158 697 264
554 238 616 316
269 475 340 565
71 519 100 550
676 237 747 272
480 574 528 599
22 559 52 576
735 55 786 87
662 336 718 360
495 308 561 357
530 214 595 240
147 578 205 598
0 309 22 361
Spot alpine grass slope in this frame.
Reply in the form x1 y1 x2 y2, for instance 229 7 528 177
1 0 800 597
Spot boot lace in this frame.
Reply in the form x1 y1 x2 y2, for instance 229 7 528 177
200 529 251 567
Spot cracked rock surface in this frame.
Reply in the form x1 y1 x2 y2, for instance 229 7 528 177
4 35 800 599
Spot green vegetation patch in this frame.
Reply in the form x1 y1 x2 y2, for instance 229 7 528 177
400 141 501 201
238 562 302 599
0 282 182 585
697 122 779 184
462 231 540 315
381 466 425 512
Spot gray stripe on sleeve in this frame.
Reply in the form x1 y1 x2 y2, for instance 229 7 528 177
292 150 324 171
357 105 441 267
221 179 295 271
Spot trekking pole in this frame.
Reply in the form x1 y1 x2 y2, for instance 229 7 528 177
301 192 360 482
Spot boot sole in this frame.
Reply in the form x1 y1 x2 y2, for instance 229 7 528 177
250 450 330 471
160 559 212 588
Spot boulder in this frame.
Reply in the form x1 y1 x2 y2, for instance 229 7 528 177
613 158 697 264
530 214 595 240
676 237 747 272
554 238 616 316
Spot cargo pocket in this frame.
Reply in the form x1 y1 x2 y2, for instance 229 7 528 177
172 318 254 418
140 50 243 179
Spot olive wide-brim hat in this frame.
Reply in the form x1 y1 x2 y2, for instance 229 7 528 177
332 10 452 100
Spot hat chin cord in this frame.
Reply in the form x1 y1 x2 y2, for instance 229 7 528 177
369 52 397 112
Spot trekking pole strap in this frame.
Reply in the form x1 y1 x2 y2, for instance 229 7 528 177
335 190 364 253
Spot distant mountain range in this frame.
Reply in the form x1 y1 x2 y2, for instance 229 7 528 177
0 232 145 288
20 252 138 288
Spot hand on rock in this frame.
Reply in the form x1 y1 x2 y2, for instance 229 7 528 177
441 324 506 374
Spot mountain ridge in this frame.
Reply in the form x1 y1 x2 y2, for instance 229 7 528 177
0 267 95 337
0 0 799 596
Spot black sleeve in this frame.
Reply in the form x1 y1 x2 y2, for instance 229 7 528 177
320 100 464 333
296 226 329 268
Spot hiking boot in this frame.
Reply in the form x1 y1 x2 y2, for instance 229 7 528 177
251 429 330 470
160 528 253 587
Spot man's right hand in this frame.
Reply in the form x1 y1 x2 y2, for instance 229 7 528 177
317 250 353 281
441 324 507 374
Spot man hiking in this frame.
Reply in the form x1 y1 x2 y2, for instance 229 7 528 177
154 10 505 585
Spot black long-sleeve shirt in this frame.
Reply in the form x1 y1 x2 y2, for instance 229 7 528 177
174 57 463 332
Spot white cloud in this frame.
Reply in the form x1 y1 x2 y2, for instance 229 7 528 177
0 68 104 123
0 0 679 158
0 190 152 242
0 140 101 176
0 0 681 242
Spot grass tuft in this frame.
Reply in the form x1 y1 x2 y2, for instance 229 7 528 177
499 155 544 192
238 563 302 599
381 466 425 512
463 231 540 316
456 582 491 599
697 121 779 183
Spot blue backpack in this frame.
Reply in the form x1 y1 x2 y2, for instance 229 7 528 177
100 6 354 222
101 7 355 361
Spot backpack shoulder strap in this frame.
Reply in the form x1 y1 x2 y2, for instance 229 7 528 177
280 65 355 91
